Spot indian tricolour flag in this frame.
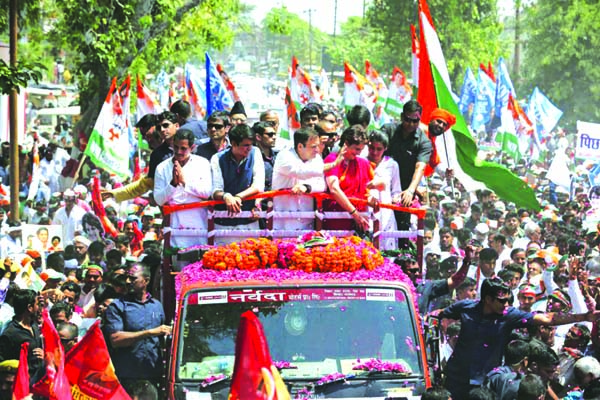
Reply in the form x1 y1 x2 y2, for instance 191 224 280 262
416 0 540 210
84 77 131 179
290 56 318 110
495 98 521 161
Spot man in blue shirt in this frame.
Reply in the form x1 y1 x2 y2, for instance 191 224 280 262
438 277 600 399
104 263 171 390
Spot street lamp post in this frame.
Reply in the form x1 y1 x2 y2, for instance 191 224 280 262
303 8 317 73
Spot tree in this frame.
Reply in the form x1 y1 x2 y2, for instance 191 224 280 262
44 0 243 137
521 0 600 130
366 0 507 87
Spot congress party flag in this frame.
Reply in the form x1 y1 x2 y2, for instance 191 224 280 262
281 86 300 141
205 52 234 116
496 98 521 161
385 66 412 118
343 62 377 115
416 0 540 211
289 56 319 111
365 60 389 124
136 75 161 118
185 63 207 120
84 77 131 179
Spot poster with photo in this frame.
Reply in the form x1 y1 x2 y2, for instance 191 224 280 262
21 224 63 253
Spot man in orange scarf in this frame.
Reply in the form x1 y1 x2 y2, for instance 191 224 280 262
424 108 457 177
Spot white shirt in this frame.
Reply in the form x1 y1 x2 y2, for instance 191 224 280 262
370 156 402 250
272 147 326 230
210 146 265 195
52 204 86 244
154 154 213 248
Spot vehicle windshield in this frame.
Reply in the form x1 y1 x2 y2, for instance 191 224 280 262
176 285 422 381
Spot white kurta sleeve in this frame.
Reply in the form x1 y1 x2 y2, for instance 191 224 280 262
182 157 213 200
153 159 176 206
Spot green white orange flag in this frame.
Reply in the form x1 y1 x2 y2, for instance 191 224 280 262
416 0 540 210
84 77 131 179
343 62 376 115
365 60 389 124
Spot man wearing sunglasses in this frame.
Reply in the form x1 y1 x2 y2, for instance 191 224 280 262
382 100 432 248
195 111 230 161
436 277 600 399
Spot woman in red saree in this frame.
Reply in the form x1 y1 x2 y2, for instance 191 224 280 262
323 125 381 232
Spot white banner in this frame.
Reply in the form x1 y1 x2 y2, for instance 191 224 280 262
576 120 600 160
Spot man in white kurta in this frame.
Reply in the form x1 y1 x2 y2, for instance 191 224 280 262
154 129 213 248
272 128 326 231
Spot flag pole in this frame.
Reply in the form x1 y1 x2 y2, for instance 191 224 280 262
441 133 456 200
71 154 88 188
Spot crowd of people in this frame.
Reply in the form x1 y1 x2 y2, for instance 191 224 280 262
0 94 597 400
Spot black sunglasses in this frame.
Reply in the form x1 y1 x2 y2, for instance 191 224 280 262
160 122 172 129
403 116 420 124
495 297 511 305
208 124 224 130
263 132 276 138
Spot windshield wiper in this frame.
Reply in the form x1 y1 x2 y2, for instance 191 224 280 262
315 373 356 387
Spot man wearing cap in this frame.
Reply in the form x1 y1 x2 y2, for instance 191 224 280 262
230 101 247 126
0 359 18 399
52 189 85 244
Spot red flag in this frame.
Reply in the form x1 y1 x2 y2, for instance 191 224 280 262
91 176 119 238
31 310 72 400
13 343 30 400
228 311 290 400
64 321 131 400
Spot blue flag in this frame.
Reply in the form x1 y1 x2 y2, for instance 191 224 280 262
205 53 233 116
458 67 477 117
471 69 495 132
528 87 563 139
494 57 516 117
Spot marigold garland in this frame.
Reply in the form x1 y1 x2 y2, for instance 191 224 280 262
199 234 384 273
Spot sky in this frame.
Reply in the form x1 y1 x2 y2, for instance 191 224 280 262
243 0 367 35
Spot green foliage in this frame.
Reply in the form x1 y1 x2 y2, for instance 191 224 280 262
0 60 43 95
366 0 507 87
327 17 386 73
521 0 600 129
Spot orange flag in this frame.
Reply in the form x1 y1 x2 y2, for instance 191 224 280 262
229 311 290 400
12 343 30 400
64 320 131 400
